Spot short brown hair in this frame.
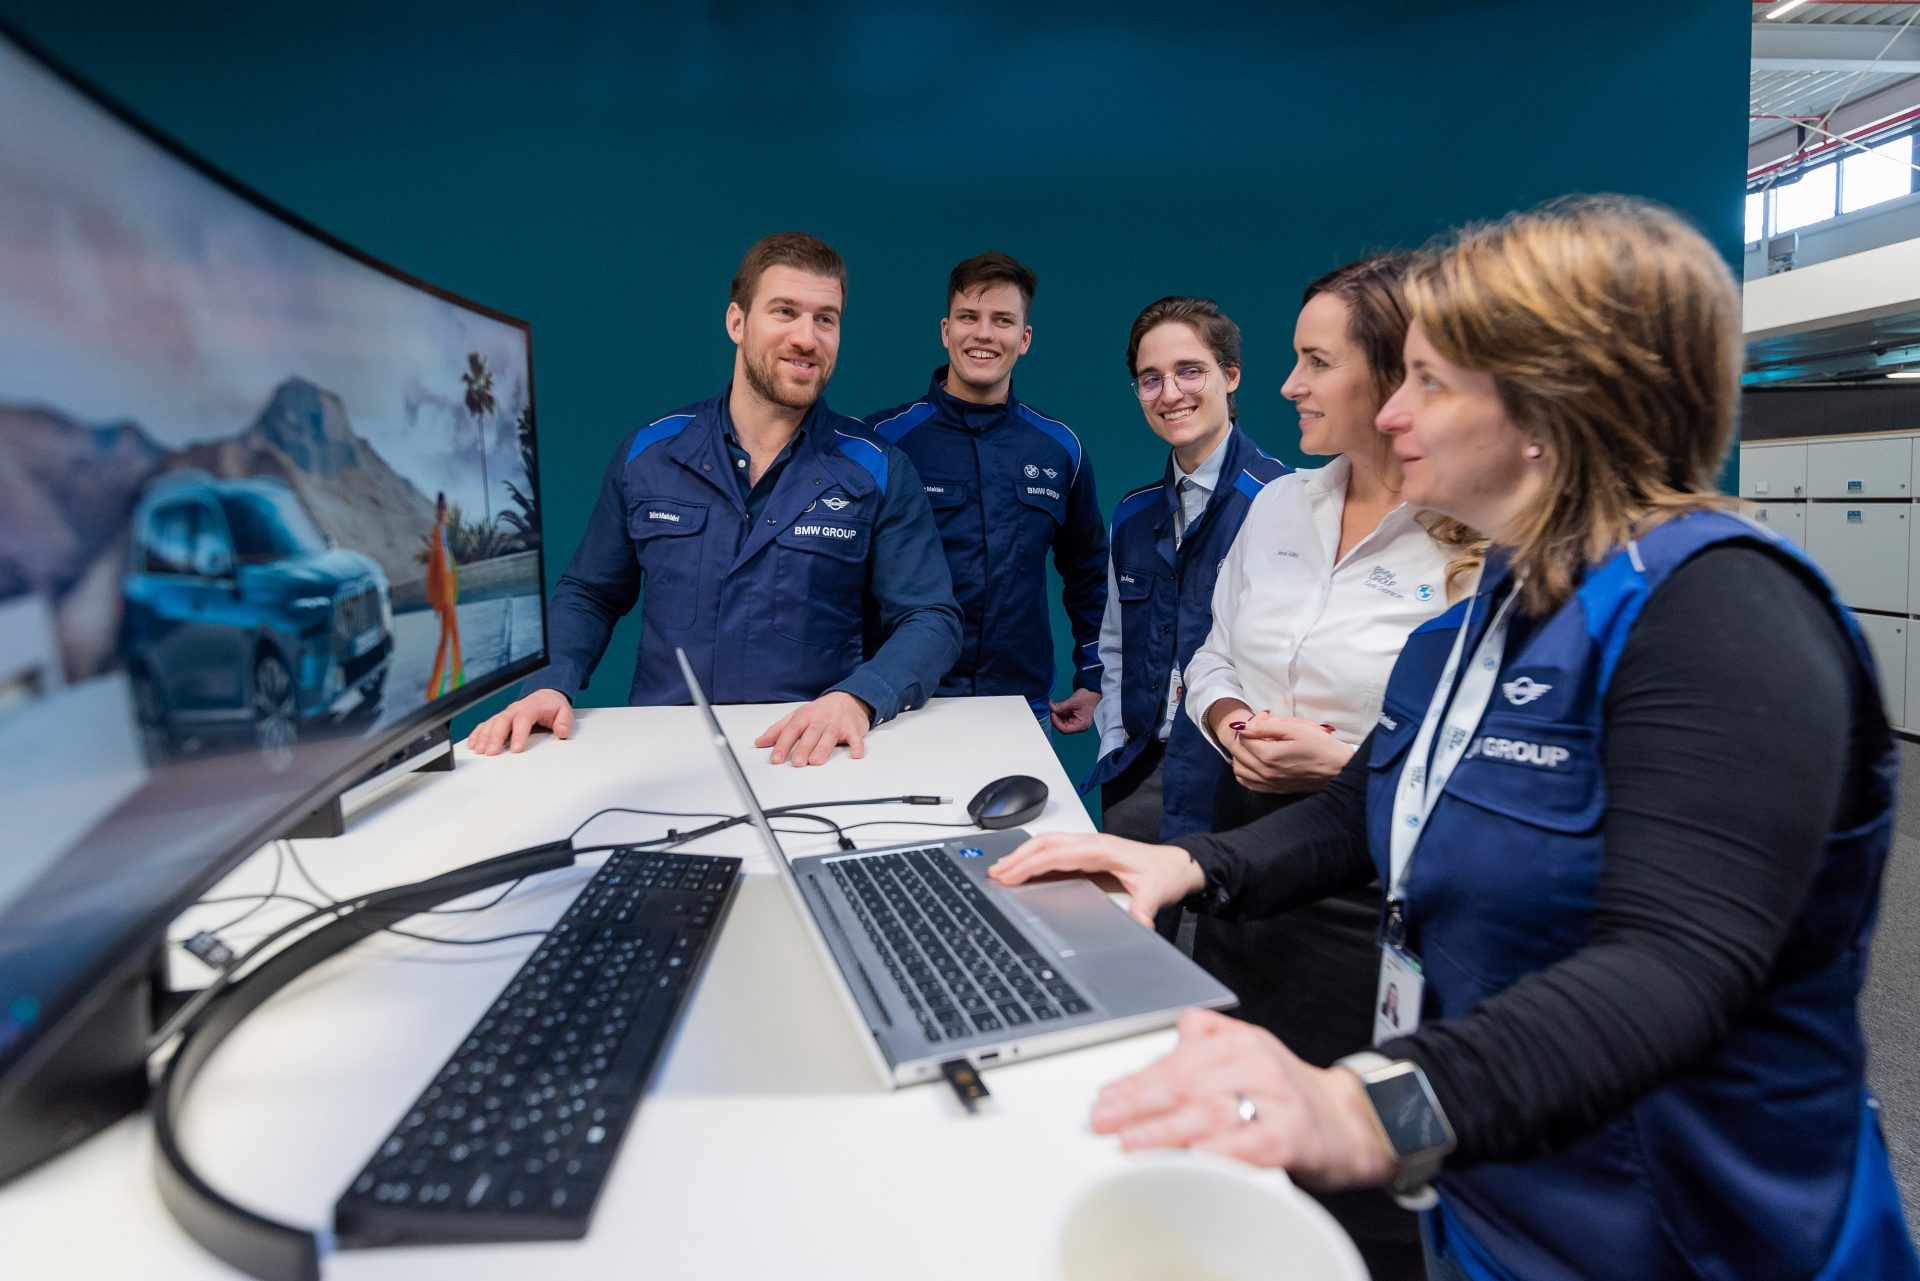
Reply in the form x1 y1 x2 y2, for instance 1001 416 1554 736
948 252 1037 316
1126 296 1244 419
730 231 846 311
1407 195 1741 615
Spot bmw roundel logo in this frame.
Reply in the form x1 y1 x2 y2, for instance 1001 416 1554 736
1416 584 1434 601
1023 464 1040 479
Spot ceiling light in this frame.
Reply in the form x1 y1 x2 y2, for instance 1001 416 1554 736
1765 0 1812 18
1889 371 1920 380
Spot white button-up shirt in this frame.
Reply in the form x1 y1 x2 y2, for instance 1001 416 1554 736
1184 454 1468 755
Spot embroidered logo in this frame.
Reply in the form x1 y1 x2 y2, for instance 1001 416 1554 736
821 496 851 511
1025 486 1061 501
1362 565 1405 599
646 510 682 523
1501 676 1553 707
1043 467 1059 479
792 524 859 541
1416 584 1434 601
1467 735 1571 769
1023 464 1040 479
1378 712 1399 731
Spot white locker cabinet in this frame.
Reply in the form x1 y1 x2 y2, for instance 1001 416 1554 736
1806 504 1910 614
1739 443 1807 500
1745 501 1806 548
1850 611 1907 728
1806 436 1912 499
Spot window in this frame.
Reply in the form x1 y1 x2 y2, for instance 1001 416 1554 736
1841 135 1915 214
1774 163 1837 234
1745 190 1765 243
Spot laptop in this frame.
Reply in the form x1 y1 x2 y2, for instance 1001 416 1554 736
675 649 1236 1087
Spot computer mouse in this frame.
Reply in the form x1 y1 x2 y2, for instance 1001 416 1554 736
967 775 1049 830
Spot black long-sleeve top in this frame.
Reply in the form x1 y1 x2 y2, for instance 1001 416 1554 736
1169 545 1883 1166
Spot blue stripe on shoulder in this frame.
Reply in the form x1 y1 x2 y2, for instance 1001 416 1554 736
870 401 934 442
1578 548 1651 693
1013 405 1084 481
1112 484 1161 528
1233 468 1272 501
834 430 890 490
626 414 694 465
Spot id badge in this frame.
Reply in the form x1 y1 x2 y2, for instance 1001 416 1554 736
1373 943 1425 1045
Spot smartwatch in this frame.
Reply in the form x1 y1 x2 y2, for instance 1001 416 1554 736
1336 1050 1457 1210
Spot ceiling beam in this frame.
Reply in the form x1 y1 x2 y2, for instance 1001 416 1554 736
1753 22 1920 73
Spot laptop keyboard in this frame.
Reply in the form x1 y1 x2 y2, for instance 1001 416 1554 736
828 847 1089 1045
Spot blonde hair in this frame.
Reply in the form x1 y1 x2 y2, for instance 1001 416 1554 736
1405 195 1741 615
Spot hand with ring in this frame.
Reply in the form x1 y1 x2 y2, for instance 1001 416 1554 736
1088 1009 1398 1191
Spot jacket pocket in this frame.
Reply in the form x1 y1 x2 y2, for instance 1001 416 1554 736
626 499 709 630
772 514 872 647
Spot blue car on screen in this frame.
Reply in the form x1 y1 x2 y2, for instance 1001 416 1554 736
123 473 393 770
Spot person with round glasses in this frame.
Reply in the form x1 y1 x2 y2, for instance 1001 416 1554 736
1085 296 1287 861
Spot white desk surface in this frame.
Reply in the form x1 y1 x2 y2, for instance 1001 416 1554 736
0 696 1188 1280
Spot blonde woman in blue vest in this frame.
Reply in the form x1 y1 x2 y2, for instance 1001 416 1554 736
994 196 1917 1280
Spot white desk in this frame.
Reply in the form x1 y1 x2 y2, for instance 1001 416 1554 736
0 696 1184 1279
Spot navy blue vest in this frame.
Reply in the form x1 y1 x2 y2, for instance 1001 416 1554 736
1084 428 1287 837
1365 511 1915 1280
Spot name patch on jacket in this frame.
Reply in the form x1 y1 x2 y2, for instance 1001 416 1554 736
791 522 861 542
1025 485 1061 501
1465 735 1572 770
646 509 684 523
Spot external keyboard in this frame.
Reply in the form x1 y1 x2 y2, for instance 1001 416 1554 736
827 846 1088 1046
332 848 740 1247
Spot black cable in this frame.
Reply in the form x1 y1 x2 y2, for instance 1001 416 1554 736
568 805 734 842
193 842 287 937
835 819 978 834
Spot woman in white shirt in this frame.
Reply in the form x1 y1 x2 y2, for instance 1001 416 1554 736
1180 254 1476 1280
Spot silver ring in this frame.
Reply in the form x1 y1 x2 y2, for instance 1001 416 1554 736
1234 1092 1259 1125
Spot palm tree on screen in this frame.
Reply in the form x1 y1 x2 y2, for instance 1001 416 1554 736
461 352 497 525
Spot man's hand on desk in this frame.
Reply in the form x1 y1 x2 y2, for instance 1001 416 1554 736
754 691 872 767
466 688 575 755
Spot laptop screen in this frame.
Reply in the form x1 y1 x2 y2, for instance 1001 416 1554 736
674 648 797 880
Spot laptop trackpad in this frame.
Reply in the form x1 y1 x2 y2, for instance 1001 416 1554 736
1004 881 1144 955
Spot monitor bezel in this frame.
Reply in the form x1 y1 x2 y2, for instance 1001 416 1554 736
0 17 553 1106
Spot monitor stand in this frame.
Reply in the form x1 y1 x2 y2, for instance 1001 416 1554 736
282 721 454 840
0 943 169 1186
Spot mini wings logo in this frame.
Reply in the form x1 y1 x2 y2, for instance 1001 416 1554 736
1501 676 1553 706
821 496 851 511
1043 467 1059 479
1023 464 1040 479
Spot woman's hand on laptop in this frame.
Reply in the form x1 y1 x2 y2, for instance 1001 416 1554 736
988 833 1203 927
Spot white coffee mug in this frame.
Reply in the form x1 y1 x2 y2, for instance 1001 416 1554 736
1057 1150 1370 1281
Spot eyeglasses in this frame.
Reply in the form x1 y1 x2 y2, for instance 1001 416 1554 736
1132 365 1210 401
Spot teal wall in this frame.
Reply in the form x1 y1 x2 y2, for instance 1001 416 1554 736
2 1 1749 787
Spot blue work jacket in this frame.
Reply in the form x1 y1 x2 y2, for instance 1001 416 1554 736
1082 428 1287 837
523 388 960 720
867 369 1106 713
1366 511 1915 1281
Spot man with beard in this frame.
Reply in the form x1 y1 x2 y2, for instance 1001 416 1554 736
866 253 1106 733
470 232 960 767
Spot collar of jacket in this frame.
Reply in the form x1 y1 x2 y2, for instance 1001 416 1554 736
926 365 1020 434
667 385 873 509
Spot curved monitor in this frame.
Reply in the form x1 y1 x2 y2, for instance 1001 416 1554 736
0 25 548 1172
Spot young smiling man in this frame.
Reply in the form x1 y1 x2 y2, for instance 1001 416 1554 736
866 252 1107 732
470 231 960 766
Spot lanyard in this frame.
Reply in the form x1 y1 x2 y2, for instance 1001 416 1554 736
1386 588 1519 902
